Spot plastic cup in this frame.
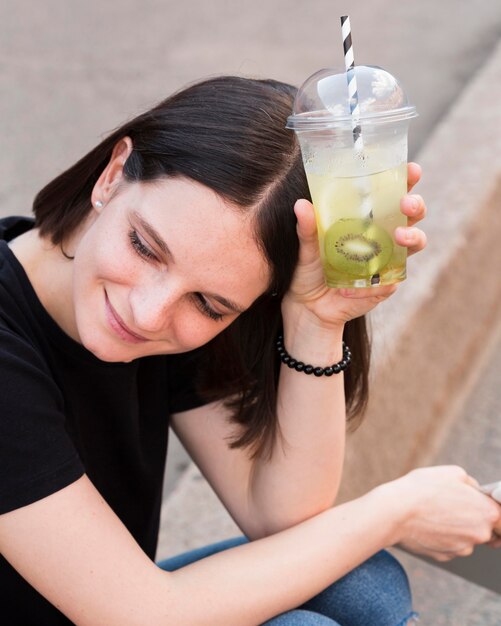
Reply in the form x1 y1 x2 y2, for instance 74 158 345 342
286 65 418 288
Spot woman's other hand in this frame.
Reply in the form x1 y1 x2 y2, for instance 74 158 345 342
283 162 426 329
379 466 501 561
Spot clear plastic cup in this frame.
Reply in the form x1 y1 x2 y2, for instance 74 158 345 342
287 65 418 288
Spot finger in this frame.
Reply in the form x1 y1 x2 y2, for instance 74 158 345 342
464 475 481 489
432 553 455 563
394 227 427 256
456 546 474 558
486 536 501 549
407 162 422 192
400 194 427 227
337 284 398 299
293 199 320 265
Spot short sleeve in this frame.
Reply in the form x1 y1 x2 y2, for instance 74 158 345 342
167 348 209 414
0 330 84 515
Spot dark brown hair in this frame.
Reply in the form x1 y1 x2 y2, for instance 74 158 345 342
33 76 370 460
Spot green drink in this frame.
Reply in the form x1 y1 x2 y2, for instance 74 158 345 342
286 65 417 288
307 156 407 287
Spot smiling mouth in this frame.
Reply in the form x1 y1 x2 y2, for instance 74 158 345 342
104 291 148 344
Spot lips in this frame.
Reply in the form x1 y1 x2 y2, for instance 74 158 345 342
104 291 148 344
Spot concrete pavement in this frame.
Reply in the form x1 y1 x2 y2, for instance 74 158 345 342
1 0 501 215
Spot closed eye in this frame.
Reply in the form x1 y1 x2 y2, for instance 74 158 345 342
193 293 224 321
128 229 157 261
129 228 224 322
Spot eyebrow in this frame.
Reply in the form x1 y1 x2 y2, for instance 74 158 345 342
132 211 247 315
207 293 246 314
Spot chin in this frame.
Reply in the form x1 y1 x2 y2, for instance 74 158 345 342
79 330 125 363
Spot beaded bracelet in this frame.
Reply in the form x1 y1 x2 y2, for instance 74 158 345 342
276 335 351 377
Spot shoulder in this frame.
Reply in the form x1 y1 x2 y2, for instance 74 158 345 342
0 325 82 515
0 325 56 390
0 215 35 241
0 308 79 517
0 246 55 384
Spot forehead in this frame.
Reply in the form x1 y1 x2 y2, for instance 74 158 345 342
127 178 271 303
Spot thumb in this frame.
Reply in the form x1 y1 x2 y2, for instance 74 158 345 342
464 475 481 489
294 199 320 264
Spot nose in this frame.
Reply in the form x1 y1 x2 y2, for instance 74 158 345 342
129 278 182 335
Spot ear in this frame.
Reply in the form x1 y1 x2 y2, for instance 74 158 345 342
91 137 133 211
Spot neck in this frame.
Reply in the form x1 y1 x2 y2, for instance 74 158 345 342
9 229 81 342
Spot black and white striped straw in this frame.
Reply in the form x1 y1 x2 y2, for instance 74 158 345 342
341 15 363 150
341 15 374 225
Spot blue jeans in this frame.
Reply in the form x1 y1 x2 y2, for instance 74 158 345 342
157 537 419 625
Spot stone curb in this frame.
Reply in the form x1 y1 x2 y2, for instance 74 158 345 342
157 463 240 560
339 38 501 499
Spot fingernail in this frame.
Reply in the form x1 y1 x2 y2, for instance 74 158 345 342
403 228 415 243
408 196 419 211
396 227 412 243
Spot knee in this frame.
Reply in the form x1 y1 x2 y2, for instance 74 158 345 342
344 550 415 624
365 549 414 603
302 550 416 626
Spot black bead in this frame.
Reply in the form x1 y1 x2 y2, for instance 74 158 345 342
276 335 351 377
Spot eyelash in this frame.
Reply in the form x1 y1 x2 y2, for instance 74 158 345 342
127 228 224 322
128 229 157 260
193 294 224 322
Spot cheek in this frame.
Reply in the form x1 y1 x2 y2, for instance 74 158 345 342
81 230 136 288
72 234 132 325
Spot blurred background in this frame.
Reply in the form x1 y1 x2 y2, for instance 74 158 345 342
1 0 500 213
1 1 500 623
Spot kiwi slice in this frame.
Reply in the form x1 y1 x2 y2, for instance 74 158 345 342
324 218 393 277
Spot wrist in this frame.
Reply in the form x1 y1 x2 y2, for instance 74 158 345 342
280 325 345 366
281 300 345 365
366 480 415 546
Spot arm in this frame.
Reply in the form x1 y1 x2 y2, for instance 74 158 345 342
1 467 499 626
173 165 427 539
237 164 428 535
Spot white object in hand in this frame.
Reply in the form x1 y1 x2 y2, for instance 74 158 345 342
479 481 501 504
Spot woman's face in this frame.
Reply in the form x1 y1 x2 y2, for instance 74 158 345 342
71 176 271 362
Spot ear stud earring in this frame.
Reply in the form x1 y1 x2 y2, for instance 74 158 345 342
95 200 104 208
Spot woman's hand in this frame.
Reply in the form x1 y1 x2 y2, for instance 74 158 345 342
283 162 427 330
380 466 501 561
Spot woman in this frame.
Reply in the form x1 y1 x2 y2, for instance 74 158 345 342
0 76 499 626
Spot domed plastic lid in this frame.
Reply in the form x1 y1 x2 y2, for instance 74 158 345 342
286 65 417 131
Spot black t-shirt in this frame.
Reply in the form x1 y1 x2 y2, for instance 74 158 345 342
0 216 208 625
